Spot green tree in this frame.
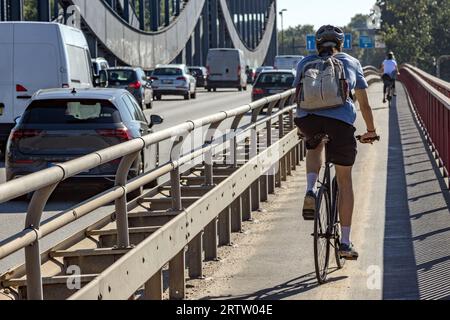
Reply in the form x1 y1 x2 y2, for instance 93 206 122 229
376 0 450 74
278 24 315 56
24 0 38 21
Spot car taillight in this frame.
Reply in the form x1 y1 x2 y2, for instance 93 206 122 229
11 129 42 141
13 159 34 164
252 88 265 95
150 76 159 81
62 84 70 88
177 77 187 82
237 66 241 76
128 81 142 89
96 128 132 141
16 84 28 92
206 66 210 76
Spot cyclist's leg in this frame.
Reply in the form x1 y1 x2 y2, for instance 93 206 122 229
294 115 324 220
382 74 390 103
324 118 359 259
335 165 354 231
335 165 358 259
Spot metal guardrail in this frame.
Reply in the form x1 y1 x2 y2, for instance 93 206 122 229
400 64 450 188
0 88 299 300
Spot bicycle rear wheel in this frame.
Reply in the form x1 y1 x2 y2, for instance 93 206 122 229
314 186 331 284
332 178 346 269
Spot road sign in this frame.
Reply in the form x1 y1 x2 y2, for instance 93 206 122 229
306 34 316 51
359 35 374 49
344 33 352 50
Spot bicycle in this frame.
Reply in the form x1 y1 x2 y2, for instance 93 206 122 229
313 133 380 284
382 74 396 108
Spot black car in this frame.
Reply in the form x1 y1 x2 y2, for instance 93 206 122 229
107 67 153 109
251 70 296 102
188 67 208 88
254 66 274 82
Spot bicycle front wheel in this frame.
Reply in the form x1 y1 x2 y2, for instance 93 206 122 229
332 178 346 269
314 186 331 284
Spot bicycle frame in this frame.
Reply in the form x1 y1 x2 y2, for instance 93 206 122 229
318 161 339 240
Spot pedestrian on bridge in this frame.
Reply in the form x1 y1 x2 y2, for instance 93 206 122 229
293 25 379 260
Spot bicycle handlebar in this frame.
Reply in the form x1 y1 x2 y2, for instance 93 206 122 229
356 135 381 144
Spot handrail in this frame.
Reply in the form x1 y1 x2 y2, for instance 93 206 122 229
403 63 450 98
399 65 450 188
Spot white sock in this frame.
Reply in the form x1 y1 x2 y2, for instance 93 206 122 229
307 173 318 193
341 226 351 246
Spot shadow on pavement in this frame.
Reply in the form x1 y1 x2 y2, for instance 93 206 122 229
199 270 348 301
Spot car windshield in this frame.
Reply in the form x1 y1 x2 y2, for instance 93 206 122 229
256 73 295 87
107 69 136 85
153 68 183 76
21 99 121 124
189 68 202 76
257 67 273 72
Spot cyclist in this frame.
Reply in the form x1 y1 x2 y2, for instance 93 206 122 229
380 51 400 103
293 25 378 260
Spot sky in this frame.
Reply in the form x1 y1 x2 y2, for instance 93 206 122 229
277 0 377 30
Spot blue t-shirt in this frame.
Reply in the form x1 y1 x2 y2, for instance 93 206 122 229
293 52 368 125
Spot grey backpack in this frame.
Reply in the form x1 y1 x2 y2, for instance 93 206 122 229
297 54 349 111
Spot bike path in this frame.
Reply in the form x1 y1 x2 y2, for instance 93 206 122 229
191 82 450 300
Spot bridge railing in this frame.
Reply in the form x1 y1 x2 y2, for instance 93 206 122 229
0 88 299 300
399 64 450 188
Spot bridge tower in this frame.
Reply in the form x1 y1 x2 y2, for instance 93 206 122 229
0 0 278 68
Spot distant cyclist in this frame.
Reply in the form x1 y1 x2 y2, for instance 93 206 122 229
380 51 400 103
293 25 378 260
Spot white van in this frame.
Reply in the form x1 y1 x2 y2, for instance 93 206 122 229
206 48 248 92
274 55 305 71
0 22 93 146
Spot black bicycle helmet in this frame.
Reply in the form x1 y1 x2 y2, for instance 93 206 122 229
387 51 394 59
316 25 345 49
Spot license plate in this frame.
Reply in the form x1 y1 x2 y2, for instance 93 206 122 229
162 80 173 84
269 89 283 94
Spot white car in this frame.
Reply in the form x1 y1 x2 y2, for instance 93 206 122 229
150 64 197 100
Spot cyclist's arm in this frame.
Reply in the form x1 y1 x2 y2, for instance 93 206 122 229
379 62 384 74
355 88 376 133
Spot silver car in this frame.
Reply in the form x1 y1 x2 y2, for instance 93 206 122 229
151 64 197 100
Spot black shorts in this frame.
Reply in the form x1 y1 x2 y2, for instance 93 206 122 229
294 115 357 166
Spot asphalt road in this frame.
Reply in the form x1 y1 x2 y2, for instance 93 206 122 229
0 87 253 274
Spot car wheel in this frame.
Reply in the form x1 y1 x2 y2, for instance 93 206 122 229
154 95 161 101
213 88 217 92
146 102 152 109
184 92 190 100
190 91 196 99
238 86 243 91
243 86 248 91
207 87 211 92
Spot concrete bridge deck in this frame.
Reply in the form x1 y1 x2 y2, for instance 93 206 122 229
188 81 450 300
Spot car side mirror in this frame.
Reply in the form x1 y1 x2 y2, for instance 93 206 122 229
14 116 21 124
149 115 164 127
